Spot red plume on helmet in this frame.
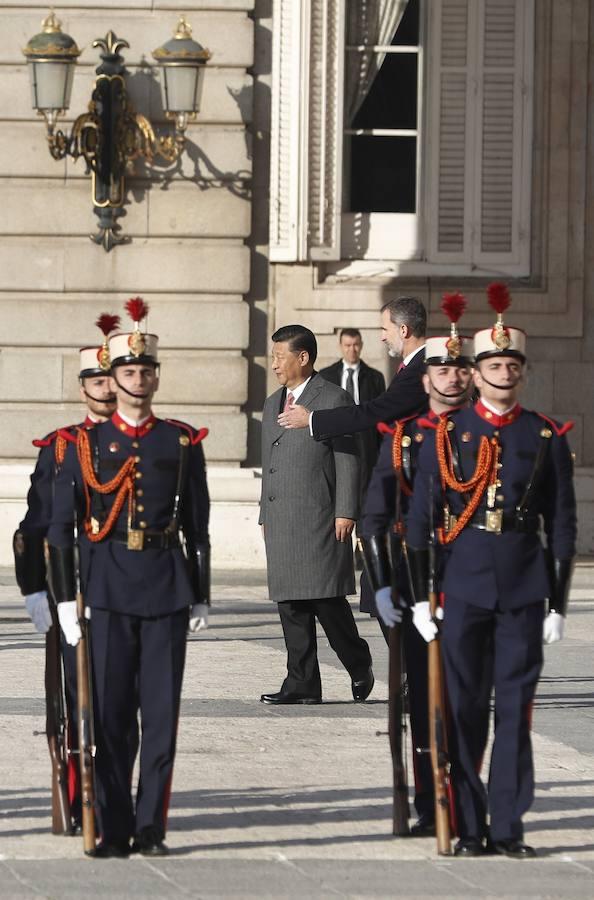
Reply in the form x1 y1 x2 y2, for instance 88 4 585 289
125 296 149 325
487 282 511 316
95 313 120 336
441 292 466 324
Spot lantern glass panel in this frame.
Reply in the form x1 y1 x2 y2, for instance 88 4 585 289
162 64 204 114
29 60 75 111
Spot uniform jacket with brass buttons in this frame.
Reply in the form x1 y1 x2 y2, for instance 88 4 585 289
48 415 209 618
406 405 577 610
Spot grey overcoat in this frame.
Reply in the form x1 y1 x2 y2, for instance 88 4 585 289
259 373 360 602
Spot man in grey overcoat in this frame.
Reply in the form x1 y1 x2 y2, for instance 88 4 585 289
259 324 374 704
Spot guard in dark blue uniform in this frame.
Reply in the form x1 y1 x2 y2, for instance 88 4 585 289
13 315 120 833
48 298 210 858
360 296 478 836
406 284 577 858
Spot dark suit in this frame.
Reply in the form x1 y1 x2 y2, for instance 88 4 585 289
319 359 386 502
312 348 428 441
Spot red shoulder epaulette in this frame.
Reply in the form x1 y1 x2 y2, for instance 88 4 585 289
417 417 439 430
56 426 79 444
535 412 574 437
165 419 209 445
32 430 58 449
377 422 395 436
376 412 417 436
32 424 79 448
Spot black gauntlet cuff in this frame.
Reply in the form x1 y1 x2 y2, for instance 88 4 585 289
13 529 47 595
47 545 76 605
360 534 391 592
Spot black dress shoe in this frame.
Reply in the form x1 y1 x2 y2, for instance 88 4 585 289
260 691 322 705
93 840 130 859
132 827 169 857
352 667 374 702
488 838 536 859
410 813 436 837
454 838 484 857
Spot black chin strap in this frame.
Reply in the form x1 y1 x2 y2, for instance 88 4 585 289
426 375 469 402
478 374 523 391
111 372 151 400
82 389 116 405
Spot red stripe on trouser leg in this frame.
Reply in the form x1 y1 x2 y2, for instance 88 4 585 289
161 715 181 832
67 721 80 807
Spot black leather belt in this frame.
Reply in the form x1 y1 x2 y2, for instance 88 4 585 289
468 511 539 535
110 529 180 550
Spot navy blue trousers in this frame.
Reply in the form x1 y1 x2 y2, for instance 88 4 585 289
90 607 188 844
441 600 544 842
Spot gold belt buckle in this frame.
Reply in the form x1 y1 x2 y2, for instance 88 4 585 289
485 509 503 534
127 529 145 551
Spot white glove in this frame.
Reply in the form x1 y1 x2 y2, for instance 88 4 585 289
543 611 564 644
57 601 82 647
189 603 209 633
374 586 403 627
25 591 52 634
412 601 443 643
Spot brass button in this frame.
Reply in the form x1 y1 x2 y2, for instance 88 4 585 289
119 423 127 431
493 430 500 437
496 494 505 502
135 471 143 480
146 422 153 429
485 411 492 420
136 489 144 497
447 420 455 431
401 435 412 447
135 455 141 463
137 505 145 512
461 432 472 442
132 441 139 449
139 521 147 529
496 480 502 487
540 427 553 439
496 462 503 469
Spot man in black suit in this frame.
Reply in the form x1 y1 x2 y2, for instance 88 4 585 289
319 328 386 512
278 297 428 437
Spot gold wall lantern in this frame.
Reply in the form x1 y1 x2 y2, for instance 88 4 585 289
23 11 210 251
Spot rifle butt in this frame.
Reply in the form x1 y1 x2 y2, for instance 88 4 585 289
427 615 452 856
76 593 97 855
45 617 72 835
388 624 410 836
48 736 72 835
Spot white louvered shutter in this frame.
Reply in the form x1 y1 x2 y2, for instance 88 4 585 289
427 0 533 273
269 0 345 262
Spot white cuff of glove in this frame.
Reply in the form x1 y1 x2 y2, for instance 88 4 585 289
25 590 52 634
57 600 82 647
543 610 564 644
412 600 441 643
189 603 209 633
374 586 402 627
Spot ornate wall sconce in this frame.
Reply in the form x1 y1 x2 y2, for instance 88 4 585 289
23 11 210 251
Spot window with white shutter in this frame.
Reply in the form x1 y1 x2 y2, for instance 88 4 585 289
427 0 533 273
268 0 534 275
269 0 345 262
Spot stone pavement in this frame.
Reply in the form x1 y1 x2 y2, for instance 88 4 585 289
0 566 593 899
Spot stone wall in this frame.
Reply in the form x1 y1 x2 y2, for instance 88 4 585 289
0 2 254 464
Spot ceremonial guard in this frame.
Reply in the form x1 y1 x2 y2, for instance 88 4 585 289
13 314 120 834
406 284 577 858
48 298 210 858
360 295 478 837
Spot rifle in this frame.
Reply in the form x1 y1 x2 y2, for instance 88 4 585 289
427 475 452 856
73 513 97 856
44 601 72 835
388 470 410 836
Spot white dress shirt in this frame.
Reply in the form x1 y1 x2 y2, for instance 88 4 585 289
341 361 360 404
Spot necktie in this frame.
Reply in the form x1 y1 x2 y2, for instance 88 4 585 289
283 391 295 413
397 362 405 374
345 368 355 398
